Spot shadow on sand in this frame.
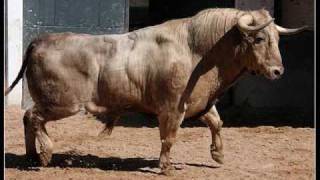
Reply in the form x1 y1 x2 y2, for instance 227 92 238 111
5 152 159 173
104 105 314 128
5 153 219 173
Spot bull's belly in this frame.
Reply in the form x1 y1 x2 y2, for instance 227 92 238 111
111 93 211 119
97 84 157 114
97 71 214 118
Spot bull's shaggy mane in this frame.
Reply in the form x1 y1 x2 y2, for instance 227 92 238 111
187 8 272 54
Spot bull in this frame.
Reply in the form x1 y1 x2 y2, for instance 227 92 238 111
5 8 307 175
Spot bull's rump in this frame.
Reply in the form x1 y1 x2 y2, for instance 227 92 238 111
26 33 101 108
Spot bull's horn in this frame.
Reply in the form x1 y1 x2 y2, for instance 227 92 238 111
275 24 309 35
237 14 274 33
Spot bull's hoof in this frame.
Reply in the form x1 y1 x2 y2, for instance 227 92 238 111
160 168 175 176
211 151 224 164
210 144 224 164
160 161 175 176
39 152 52 167
25 153 40 166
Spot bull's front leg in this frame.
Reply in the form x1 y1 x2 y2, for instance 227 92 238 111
158 109 185 175
200 105 224 164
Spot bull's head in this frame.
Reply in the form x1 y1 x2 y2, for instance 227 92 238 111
237 10 308 80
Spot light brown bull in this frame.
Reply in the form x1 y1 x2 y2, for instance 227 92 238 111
5 8 307 175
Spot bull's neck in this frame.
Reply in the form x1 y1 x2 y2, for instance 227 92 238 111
180 27 246 109
197 43 246 99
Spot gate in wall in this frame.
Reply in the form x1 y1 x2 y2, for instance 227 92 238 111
22 0 129 109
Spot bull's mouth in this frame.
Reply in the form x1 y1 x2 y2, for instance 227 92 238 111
264 72 281 80
245 67 261 76
246 68 281 80
250 70 260 75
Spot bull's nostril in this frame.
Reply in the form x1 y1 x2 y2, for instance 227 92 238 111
273 69 281 76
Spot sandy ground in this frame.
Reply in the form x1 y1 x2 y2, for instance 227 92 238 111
5 105 315 180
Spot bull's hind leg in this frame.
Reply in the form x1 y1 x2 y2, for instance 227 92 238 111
200 105 224 164
23 108 53 166
23 109 38 162
158 110 185 175
36 121 54 166
23 105 80 166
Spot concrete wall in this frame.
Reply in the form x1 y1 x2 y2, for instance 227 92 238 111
6 0 23 105
235 0 274 15
281 0 314 28
130 0 148 7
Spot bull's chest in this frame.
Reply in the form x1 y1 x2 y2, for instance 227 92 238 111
184 84 221 118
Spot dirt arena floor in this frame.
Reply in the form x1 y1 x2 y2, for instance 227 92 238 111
5 105 315 180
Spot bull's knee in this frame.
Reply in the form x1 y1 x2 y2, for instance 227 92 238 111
215 119 223 133
160 138 174 153
23 109 36 128
23 109 43 129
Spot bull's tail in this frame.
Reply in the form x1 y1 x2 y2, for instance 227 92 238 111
5 43 34 96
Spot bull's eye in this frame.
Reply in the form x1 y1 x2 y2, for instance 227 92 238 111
254 37 264 44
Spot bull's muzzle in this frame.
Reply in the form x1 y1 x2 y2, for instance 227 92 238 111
267 66 284 80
